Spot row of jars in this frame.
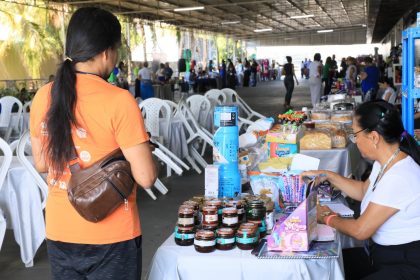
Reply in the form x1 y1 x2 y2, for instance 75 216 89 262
175 197 275 253
175 222 262 253
178 198 274 230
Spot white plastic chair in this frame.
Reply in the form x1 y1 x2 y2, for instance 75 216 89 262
177 101 215 171
139 98 172 146
164 100 179 117
0 96 23 142
0 137 13 250
221 88 265 120
16 131 48 209
204 89 227 105
186 95 212 128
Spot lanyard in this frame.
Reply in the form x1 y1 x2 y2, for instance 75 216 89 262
75 70 103 79
372 148 400 192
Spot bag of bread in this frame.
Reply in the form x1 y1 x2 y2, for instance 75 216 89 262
299 129 332 150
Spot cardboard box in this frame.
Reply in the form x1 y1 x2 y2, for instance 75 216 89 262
205 165 219 198
268 142 298 158
267 191 317 251
266 125 303 144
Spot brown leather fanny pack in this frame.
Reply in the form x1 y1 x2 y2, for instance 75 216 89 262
67 148 136 223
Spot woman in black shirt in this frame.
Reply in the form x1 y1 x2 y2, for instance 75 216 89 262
282 56 299 108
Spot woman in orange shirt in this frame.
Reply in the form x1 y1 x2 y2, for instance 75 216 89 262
30 7 157 280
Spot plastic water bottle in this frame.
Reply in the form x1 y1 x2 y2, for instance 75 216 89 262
213 106 241 197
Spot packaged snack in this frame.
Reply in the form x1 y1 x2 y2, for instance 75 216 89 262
299 129 332 150
310 110 330 122
268 142 298 158
332 129 347 148
330 111 353 123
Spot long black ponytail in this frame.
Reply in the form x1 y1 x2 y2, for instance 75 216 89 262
355 100 420 165
46 7 121 178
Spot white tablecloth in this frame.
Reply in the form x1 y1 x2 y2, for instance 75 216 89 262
148 233 345 280
301 144 362 178
160 118 189 159
0 157 45 267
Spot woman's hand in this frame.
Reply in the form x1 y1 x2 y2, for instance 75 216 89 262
300 170 329 185
317 205 335 224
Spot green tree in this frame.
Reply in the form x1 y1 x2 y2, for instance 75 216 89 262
0 2 65 78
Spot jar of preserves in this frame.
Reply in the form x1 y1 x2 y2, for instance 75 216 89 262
216 228 236 251
222 207 239 228
194 230 216 253
178 206 195 227
236 228 258 250
239 223 259 239
246 199 266 221
248 219 267 238
226 200 245 221
174 225 195 246
205 199 223 222
201 206 218 230
182 200 200 225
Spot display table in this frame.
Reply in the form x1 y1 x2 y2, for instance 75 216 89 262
301 144 363 178
148 233 345 280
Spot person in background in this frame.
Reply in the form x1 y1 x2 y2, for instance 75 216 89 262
226 59 237 90
30 7 157 280
378 78 397 105
345 56 357 90
48 74 55 83
220 59 226 88
243 58 251 87
415 100 420 129
300 60 305 79
282 56 299 109
164 62 173 82
251 59 258 87
331 54 338 78
156 63 165 83
340 57 347 78
139 61 154 100
361 56 380 101
236 59 244 86
322 56 333 96
302 101 420 280
207 60 214 72
308 53 322 108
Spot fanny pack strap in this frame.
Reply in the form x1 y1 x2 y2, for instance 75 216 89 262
69 146 81 174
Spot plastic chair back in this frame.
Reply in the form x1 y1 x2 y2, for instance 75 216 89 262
221 88 239 104
204 89 226 105
0 96 23 141
16 131 48 209
139 98 172 143
186 95 212 123
0 137 13 192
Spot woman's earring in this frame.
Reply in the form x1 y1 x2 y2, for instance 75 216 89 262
374 144 377 149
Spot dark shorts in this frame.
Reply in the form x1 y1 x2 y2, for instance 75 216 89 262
46 236 142 280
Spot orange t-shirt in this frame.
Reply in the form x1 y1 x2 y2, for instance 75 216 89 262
30 73 149 244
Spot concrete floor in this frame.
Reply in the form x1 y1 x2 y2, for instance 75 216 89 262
0 78 313 280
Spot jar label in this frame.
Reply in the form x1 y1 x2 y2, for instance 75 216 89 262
237 208 244 215
222 216 238 225
236 236 258 244
178 217 194 225
259 219 267 233
175 232 195 240
217 237 235 245
265 212 274 230
218 209 223 215
194 239 216 247
204 214 218 222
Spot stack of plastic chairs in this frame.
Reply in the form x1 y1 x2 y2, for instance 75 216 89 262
139 98 189 199
0 96 23 142
0 137 12 250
